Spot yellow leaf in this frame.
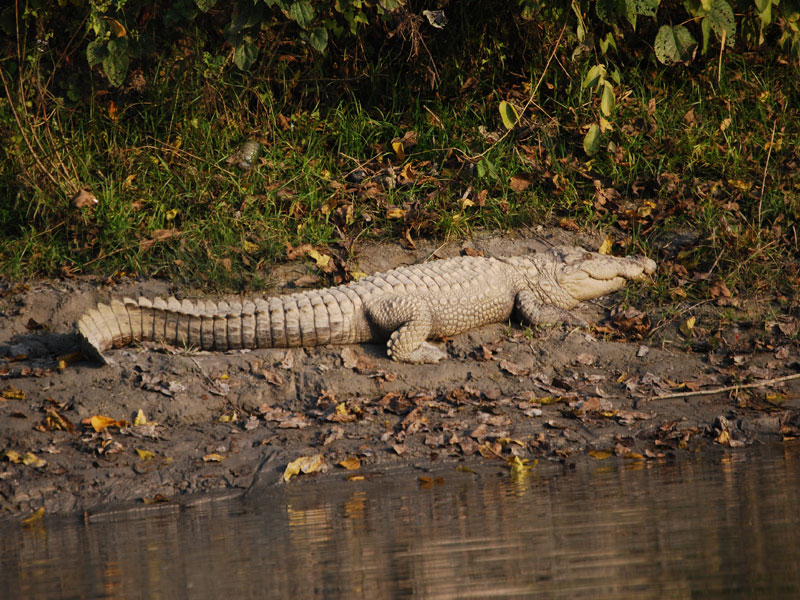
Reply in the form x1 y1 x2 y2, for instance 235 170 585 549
335 402 349 415
203 453 225 462
720 117 731 132
338 456 361 470
679 316 696 337
598 236 613 255
728 179 751 192
21 507 45 527
108 101 119 122
498 101 519 130
165 208 179 221
508 456 535 478
104 16 127 37
588 449 612 460
243 240 259 254
123 174 136 189
283 454 325 482
218 411 237 423
350 270 368 281
306 248 331 269
83 415 128 432
136 449 155 461
346 474 365 481
459 197 475 209
534 396 561 405
715 430 730 445
497 438 525 447
1 385 25 400
3 449 21 463
134 409 148 426
22 452 46 468
392 140 405 161
385 207 406 219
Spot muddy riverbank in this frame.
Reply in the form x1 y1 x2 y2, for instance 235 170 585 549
2 232 799 519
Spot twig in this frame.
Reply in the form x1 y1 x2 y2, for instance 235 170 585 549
717 30 726 84
758 121 777 228
461 20 568 163
0 67 66 193
650 372 800 401
647 300 710 337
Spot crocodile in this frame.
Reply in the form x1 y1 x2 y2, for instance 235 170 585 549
77 246 656 364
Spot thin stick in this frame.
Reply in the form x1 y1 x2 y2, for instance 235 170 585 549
0 68 64 192
758 121 777 227
461 20 568 162
717 30 726 84
649 372 800 401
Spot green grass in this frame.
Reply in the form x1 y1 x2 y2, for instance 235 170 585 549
1 35 799 310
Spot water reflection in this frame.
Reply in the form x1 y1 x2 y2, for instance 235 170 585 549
2 445 800 599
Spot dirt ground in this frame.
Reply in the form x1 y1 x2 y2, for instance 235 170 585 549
2 230 799 520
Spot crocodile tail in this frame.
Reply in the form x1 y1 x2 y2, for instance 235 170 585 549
77 296 288 363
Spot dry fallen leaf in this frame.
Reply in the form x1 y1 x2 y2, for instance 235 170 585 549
509 173 534 192
283 454 326 481
21 507 45 527
71 189 98 209
598 236 613 255
1 385 25 400
588 449 612 460
136 448 155 461
82 415 129 432
203 453 225 462
22 452 46 468
338 456 361 470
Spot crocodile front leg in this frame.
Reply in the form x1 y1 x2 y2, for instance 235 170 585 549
514 290 588 327
366 295 447 363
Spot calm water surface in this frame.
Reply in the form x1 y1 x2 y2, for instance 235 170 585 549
2 445 800 599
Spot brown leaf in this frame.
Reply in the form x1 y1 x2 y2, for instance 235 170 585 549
509 173 534 193
71 189 98 209
140 229 180 251
499 360 529 377
260 370 284 385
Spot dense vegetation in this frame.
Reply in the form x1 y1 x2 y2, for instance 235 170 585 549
1 1 799 310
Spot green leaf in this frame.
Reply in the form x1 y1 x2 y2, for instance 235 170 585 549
582 64 606 89
86 39 107 67
596 0 626 25
234 40 258 70
102 51 129 87
305 26 328 52
626 0 658 19
600 81 615 117
378 0 403 10
498 101 519 130
707 0 735 46
624 0 658 28
654 24 698 65
477 158 499 180
194 0 217 11
599 32 617 54
583 123 601 156
701 16 712 54
288 1 314 28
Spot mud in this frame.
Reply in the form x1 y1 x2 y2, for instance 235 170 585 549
2 230 799 520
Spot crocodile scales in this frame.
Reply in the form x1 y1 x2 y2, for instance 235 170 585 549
78 246 656 364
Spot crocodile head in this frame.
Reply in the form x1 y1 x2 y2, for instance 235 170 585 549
550 246 657 303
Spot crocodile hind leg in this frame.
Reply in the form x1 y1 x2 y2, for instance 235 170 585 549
366 295 447 363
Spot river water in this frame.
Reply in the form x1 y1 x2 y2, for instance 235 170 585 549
2 445 800 599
